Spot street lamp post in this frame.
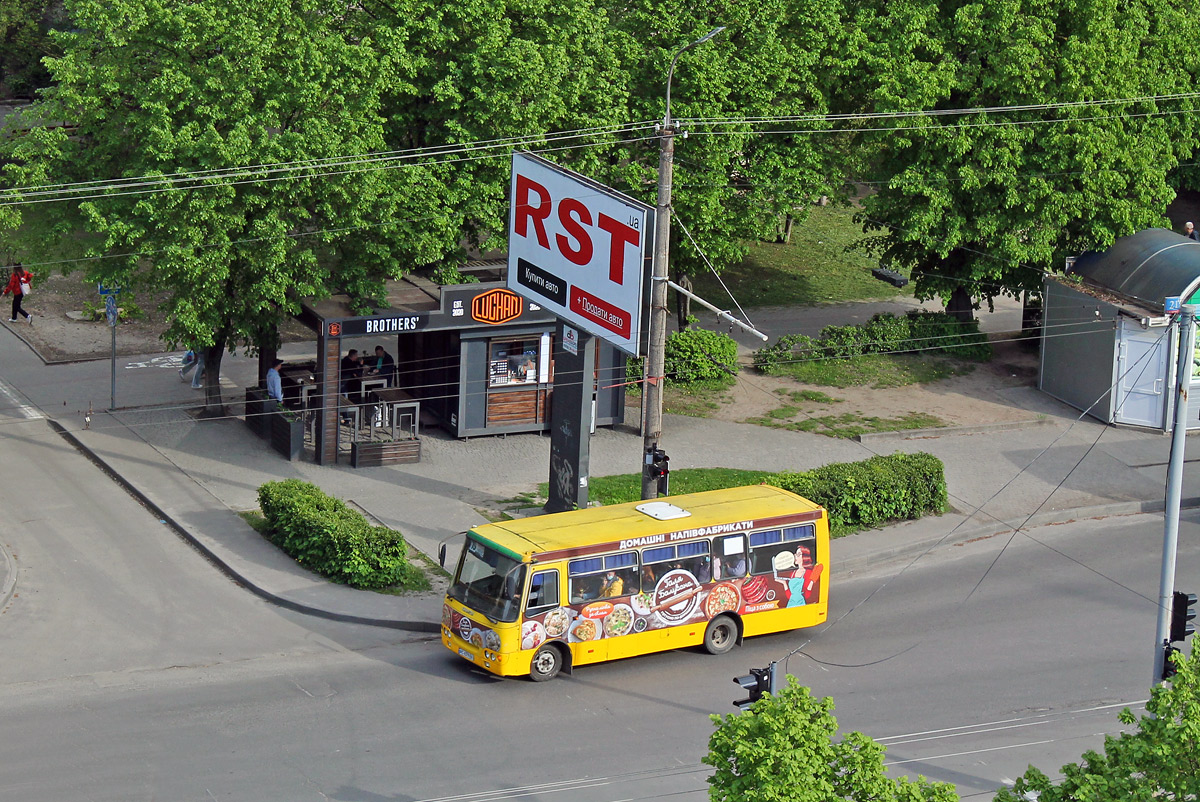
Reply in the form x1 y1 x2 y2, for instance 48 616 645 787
642 26 725 500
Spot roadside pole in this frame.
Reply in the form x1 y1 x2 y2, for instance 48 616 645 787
103 288 119 410
1153 303 1195 684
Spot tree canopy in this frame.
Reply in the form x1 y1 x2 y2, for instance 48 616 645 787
707 651 1200 801
2 0 416 408
705 676 957 802
854 0 1200 317
997 648 1200 801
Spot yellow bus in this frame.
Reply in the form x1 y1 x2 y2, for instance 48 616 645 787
440 485 828 681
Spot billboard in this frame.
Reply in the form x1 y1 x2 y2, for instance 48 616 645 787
507 152 654 355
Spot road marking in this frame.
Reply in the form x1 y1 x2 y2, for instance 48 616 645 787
0 378 42 419
123 355 186 370
875 699 1144 745
885 737 1058 766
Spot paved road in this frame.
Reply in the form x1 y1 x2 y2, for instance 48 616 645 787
2 423 1194 802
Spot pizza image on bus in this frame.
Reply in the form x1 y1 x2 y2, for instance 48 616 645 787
704 583 741 618
441 485 829 681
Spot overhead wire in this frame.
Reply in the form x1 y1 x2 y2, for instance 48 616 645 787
0 312 1138 428
777 323 1176 676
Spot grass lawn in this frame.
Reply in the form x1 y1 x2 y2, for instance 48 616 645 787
540 467 775 507
691 204 909 308
770 353 975 388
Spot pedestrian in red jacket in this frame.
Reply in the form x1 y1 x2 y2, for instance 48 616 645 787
3 265 33 324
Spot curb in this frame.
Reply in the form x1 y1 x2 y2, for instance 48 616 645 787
854 417 1055 443
832 497 1195 576
46 418 439 634
1 319 110 366
31 418 1193 634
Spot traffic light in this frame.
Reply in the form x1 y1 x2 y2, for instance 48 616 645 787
1162 591 1196 681
1170 591 1197 642
733 663 779 711
646 445 670 496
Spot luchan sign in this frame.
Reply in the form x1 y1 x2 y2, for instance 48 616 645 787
507 152 653 356
471 288 523 324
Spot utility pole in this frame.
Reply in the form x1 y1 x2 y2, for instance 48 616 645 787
1153 303 1196 684
642 26 725 500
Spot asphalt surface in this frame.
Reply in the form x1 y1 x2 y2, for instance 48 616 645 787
2 296 1198 631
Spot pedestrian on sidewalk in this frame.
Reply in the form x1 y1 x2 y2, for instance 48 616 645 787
1188 222 1200 242
179 346 206 389
3 264 34 324
266 358 284 404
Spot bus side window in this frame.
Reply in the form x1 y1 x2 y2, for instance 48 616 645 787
526 570 559 611
748 530 783 575
714 535 747 579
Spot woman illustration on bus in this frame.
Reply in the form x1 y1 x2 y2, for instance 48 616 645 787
775 544 823 607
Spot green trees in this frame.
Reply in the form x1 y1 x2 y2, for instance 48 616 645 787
705 676 956 802
0 0 64 98
855 0 1200 319
606 0 859 327
707 651 1200 801
3 0 407 411
996 649 1200 801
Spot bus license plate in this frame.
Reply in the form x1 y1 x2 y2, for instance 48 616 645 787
458 648 474 662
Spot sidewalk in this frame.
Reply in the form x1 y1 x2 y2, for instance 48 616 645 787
3 300 1196 631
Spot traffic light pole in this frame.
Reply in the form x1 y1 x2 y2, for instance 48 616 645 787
641 27 725 501
1153 304 1196 684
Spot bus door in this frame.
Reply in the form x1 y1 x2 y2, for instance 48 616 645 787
521 566 574 654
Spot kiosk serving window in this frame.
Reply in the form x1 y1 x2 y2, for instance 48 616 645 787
488 336 548 386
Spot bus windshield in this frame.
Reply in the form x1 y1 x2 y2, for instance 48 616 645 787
447 535 527 623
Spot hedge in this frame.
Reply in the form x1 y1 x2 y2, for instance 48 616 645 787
767 452 948 536
753 311 991 373
257 479 428 590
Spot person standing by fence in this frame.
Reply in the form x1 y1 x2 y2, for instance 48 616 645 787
3 265 34 324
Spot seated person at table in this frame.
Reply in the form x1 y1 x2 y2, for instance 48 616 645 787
340 349 363 400
367 345 396 387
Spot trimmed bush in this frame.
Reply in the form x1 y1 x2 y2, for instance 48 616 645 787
665 326 739 384
257 479 428 590
768 452 948 536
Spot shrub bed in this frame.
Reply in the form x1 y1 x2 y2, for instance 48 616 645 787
257 479 428 590
768 452 948 536
753 311 991 373
629 325 739 386
561 453 947 538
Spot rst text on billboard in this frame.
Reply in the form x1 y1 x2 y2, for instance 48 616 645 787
506 152 653 356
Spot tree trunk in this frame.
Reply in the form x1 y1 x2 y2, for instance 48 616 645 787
255 323 280 388
200 339 227 418
945 286 974 323
777 214 794 244
674 273 693 331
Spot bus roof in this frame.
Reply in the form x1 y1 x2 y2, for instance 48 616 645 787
471 485 823 562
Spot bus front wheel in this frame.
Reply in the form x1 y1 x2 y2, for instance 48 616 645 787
529 645 563 681
703 616 738 655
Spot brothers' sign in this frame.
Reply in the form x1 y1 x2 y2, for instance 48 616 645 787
507 152 653 356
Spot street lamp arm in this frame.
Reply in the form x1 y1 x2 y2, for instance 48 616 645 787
663 26 726 128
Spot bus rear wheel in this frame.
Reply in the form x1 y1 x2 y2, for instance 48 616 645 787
529 645 563 681
703 616 738 655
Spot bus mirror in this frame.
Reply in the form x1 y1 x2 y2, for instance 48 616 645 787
438 543 446 567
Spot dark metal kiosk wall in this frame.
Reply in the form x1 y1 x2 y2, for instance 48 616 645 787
306 281 627 461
